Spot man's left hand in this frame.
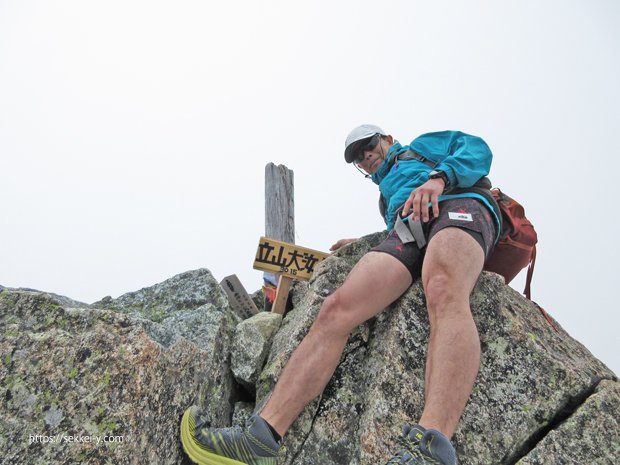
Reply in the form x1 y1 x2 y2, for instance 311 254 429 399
401 178 445 222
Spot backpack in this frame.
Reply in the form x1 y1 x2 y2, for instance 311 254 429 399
482 189 557 330
483 188 537 298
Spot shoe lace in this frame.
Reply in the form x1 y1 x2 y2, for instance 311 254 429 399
194 414 243 437
385 435 441 465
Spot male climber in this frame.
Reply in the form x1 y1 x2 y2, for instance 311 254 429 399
180 124 501 465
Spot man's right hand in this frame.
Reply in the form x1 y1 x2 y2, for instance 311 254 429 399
330 238 358 252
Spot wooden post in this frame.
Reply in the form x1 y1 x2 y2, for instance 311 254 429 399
265 163 294 314
272 275 293 315
265 163 295 243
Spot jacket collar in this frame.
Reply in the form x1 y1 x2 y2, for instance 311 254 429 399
371 141 404 184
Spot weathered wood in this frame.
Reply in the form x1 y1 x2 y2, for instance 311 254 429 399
265 163 295 244
265 163 295 314
219 274 259 319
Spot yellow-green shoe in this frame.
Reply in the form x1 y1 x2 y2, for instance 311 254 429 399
180 406 280 465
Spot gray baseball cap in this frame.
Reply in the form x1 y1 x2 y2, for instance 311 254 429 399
344 124 387 163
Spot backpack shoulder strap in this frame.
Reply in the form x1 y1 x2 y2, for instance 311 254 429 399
397 149 437 168
379 193 387 218
524 246 536 300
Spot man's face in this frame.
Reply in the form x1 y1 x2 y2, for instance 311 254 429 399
355 137 390 175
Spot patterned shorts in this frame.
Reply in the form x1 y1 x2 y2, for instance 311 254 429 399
371 198 497 280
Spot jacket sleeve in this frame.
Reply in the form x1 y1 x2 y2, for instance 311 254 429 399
410 131 492 188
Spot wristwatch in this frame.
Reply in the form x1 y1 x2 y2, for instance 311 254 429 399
428 170 450 189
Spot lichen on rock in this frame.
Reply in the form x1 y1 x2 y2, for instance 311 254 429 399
231 312 283 391
1 242 618 464
1 269 237 465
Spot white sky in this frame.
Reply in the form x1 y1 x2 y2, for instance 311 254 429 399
1 1 618 375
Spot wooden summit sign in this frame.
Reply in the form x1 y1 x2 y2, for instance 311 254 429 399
253 237 329 281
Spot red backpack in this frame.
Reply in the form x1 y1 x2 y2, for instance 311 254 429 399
483 188 537 297
483 188 556 330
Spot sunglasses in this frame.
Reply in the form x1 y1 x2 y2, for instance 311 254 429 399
353 134 382 164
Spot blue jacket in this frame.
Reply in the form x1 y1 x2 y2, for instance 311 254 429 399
371 130 499 235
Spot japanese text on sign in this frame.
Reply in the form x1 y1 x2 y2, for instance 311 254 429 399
253 237 329 281
220 275 259 319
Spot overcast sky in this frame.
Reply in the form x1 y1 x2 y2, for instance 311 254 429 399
1 0 618 375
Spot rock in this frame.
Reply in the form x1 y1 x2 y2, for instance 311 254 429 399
515 379 620 464
136 302 236 352
92 268 229 323
232 312 283 391
232 401 255 427
2 232 618 465
44 405 65 428
90 269 239 353
0 271 237 465
250 288 266 312
256 232 618 465
0 285 89 308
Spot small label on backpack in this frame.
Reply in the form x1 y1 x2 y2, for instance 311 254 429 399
448 212 473 221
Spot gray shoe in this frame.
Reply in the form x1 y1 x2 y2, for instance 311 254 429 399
419 428 457 465
385 425 457 465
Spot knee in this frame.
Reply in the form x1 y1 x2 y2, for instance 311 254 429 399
424 272 462 318
314 291 351 336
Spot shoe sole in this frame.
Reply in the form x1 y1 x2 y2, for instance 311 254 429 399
180 407 249 465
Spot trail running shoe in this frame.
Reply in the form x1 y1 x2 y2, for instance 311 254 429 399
385 424 457 465
385 424 428 464
180 406 280 465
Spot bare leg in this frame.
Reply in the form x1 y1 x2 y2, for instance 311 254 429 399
418 227 485 438
260 251 413 436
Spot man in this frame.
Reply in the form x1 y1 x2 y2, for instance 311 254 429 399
180 124 501 465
